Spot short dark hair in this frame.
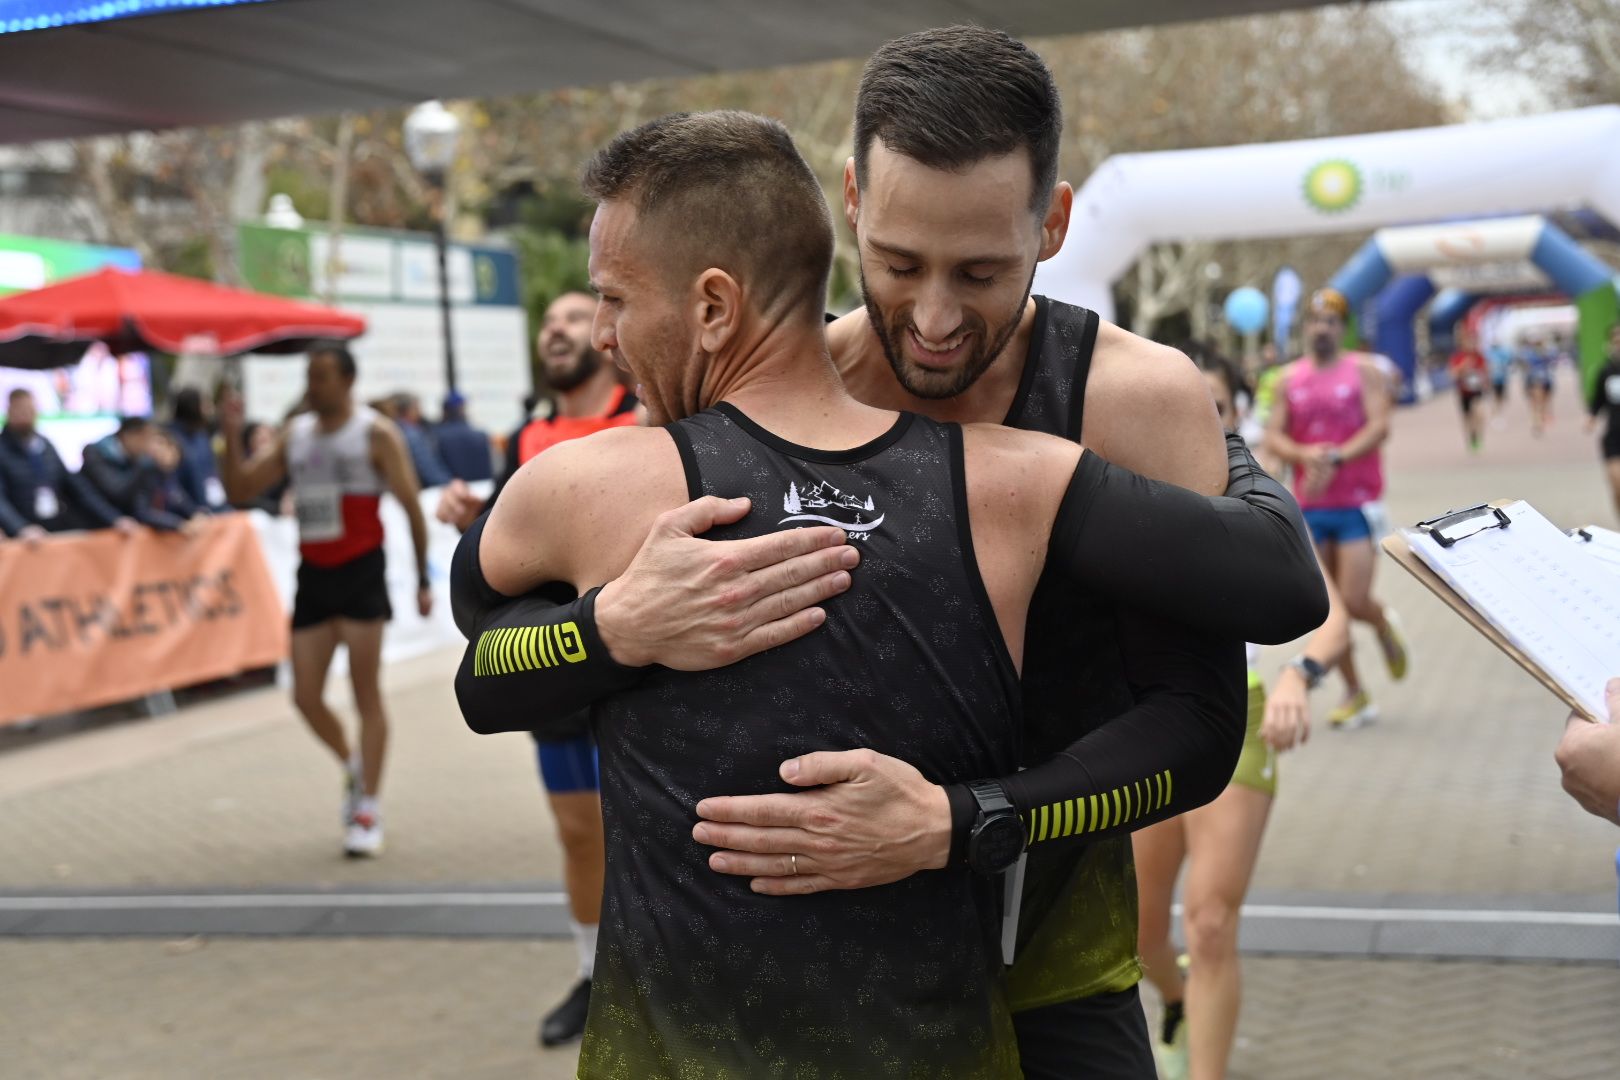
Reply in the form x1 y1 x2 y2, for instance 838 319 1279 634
172 386 204 426
117 415 151 437
854 25 1062 214
7 388 30 405
580 110 833 319
309 342 357 380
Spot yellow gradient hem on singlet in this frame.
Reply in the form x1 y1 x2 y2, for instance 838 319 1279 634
1007 955 1144 1014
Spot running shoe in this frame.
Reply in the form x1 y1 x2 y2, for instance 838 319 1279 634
539 978 592 1047
1154 999 1188 1080
1328 690 1378 730
344 806 384 858
1377 609 1410 681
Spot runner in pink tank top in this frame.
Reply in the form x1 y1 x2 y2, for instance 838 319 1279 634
1264 289 1408 731
1282 353 1384 510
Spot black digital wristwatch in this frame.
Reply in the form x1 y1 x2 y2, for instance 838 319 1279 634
966 779 1026 875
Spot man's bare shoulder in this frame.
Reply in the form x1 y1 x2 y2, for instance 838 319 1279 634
961 423 1081 517
1083 320 1225 493
486 425 685 592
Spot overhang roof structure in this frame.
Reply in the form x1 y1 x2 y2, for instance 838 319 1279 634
0 0 1373 143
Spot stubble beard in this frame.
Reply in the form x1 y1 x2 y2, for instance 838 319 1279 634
548 345 603 393
859 265 1035 401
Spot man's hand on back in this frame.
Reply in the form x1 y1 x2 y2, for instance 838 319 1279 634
693 749 952 894
594 496 860 670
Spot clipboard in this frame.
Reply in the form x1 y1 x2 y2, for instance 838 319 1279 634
1381 501 1595 720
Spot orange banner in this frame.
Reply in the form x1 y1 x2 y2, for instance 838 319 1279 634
0 515 288 725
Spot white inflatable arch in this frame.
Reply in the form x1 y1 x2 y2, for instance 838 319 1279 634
1035 106 1620 322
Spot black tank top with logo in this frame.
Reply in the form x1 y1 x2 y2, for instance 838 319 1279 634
1000 296 1148 1010
578 403 1024 1079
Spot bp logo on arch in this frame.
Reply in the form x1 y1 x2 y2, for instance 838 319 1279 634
1302 159 1362 213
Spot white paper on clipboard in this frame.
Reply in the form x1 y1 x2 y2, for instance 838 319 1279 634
1402 501 1620 721
1571 524 1620 582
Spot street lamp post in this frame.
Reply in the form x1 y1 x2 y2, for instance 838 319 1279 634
404 100 464 395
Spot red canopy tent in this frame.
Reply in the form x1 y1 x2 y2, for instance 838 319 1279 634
0 267 366 369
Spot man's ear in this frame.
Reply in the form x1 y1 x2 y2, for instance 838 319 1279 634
695 268 743 353
1038 181 1074 263
843 157 860 236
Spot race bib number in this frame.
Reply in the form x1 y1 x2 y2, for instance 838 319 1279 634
1462 372 1485 392
205 476 226 507
295 485 344 542
33 486 58 521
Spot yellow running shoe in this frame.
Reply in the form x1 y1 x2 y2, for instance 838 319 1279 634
1377 609 1410 681
1329 690 1378 730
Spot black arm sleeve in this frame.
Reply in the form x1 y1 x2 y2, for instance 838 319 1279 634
1050 433 1328 645
945 609 1246 857
450 511 649 737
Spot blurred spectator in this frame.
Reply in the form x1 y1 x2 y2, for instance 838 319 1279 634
151 428 208 522
232 421 293 516
392 392 451 488
80 417 195 533
169 386 227 510
434 392 494 482
0 388 134 545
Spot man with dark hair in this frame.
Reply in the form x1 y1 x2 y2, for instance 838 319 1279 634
463 108 1251 1079
169 386 226 510
457 29 1324 1078
220 344 432 858
81 416 200 533
0 388 134 544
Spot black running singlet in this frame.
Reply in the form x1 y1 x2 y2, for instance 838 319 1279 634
578 404 1024 1079
1002 296 1146 1009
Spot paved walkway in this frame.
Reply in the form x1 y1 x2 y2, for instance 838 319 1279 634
1 373 1616 1078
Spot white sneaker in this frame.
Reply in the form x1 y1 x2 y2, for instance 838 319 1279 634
344 805 384 858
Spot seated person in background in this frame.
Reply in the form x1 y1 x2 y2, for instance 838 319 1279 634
393 392 452 489
168 386 227 510
434 392 494 482
150 428 209 523
0 388 133 544
80 417 196 533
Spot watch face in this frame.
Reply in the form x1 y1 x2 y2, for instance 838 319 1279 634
973 815 1026 873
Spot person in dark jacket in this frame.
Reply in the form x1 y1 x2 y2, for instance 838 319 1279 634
0 388 133 544
392 392 451 488
169 386 226 510
433 392 494 482
80 416 195 533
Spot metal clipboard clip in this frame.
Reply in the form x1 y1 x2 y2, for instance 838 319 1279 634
1416 503 1511 548
1572 527 1594 543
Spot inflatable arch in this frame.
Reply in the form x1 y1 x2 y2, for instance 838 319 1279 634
1036 107 1620 392
1328 216 1611 394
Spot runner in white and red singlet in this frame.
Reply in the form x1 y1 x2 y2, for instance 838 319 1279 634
221 344 432 857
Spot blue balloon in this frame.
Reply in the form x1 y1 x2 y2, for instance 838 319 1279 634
1223 286 1270 335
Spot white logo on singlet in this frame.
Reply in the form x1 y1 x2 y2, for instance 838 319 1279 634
780 480 885 538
